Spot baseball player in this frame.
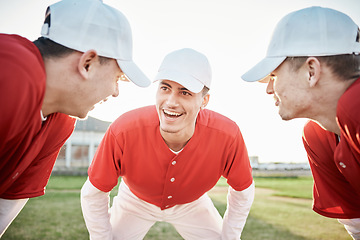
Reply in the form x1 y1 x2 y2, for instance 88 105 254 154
242 6 360 239
0 0 150 237
81 48 255 240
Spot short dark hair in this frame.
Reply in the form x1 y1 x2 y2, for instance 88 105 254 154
202 86 210 96
33 37 75 59
286 54 360 81
33 37 112 64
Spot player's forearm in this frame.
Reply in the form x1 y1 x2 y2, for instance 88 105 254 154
0 198 29 237
81 178 112 240
221 181 255 240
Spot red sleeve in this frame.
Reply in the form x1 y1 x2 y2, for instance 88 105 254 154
88 126 123 192
223 127 253 191
0 35 45 149
302 120 341 182
0 34 46 193
337 78 360 157
336 78 360 193
302 120 360 219
1 113 76 199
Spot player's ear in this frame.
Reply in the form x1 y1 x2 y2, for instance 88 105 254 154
78 50 98 79
306 57 321 88
201 94 210 109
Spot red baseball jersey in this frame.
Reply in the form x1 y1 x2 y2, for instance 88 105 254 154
0 34 76 199
88 105 253 210
302 77 360 219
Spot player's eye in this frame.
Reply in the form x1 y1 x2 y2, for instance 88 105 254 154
181 91 192 96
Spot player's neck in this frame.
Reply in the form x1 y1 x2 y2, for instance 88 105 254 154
42 54 81 117
160 129 194 152
42 73 72 117
166 142 188 152
309 77 356 135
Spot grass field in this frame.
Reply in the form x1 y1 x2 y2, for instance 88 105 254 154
3 176 351 240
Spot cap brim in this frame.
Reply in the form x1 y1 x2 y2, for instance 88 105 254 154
241 56 286 82
117 60 151 87
154 70 204 93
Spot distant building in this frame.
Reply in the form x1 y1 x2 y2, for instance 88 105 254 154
54 117 111 169
249 156 259 169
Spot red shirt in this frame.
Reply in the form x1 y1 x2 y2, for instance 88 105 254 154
302 77 360 219
88 105 253 210
0 34 76 199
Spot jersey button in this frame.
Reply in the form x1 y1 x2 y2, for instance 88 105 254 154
168 195 172 199
339 162 346 168
170 177 175 182
172 161 177 165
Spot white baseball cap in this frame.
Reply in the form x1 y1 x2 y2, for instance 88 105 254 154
242 6 360 82
41 0 150 88
154 48 211 93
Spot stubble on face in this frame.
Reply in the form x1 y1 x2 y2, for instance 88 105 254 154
275 66 313 121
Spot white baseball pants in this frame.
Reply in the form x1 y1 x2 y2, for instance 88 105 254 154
0 198 29 237
109 181 222 240
338 218 360 240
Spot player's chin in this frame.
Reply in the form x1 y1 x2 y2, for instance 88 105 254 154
159 121 181 134
72 109 91 120
77 114 89 120
71 114 89 120
160 126 180 134
278 109 295 121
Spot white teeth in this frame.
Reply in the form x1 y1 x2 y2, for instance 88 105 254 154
163 109 181 116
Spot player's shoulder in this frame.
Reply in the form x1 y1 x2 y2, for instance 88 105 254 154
110 105 158 133
303 119 320 131
0 34 40 60
0 34 44 84
302 120 331 144
337 77 360 117
198 109 239 135
46 113 76 140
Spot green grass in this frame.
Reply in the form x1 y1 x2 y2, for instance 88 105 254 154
253 176 314 199
46 175 88 190
2 176 351 240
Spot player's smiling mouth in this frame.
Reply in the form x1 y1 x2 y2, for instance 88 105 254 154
163 109 183 118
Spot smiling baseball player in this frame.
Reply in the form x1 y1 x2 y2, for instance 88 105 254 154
81 48 254 240
0 0 150 236
242 6 360 239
